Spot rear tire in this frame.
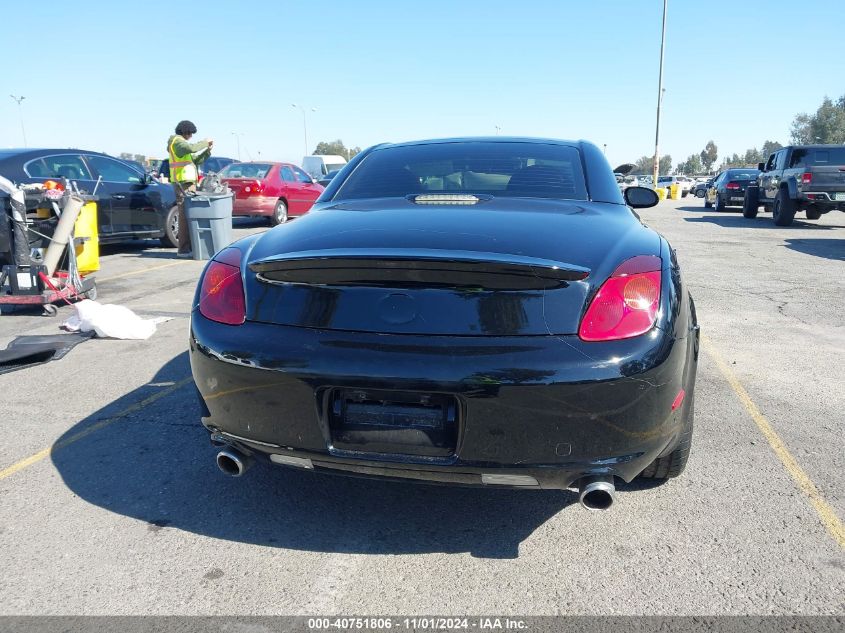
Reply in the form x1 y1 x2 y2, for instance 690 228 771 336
773 188 796 226
161 205 179 248
742 186 760 218
270 199 288 226
806 207 821 220
695 189 705 198
715 193 726 212
639 395 694 480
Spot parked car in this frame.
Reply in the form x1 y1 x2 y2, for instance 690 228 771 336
157 156 236 182
317 168 343 188
691 178 712 198
0 148 178 247
657 176 690 197
190 137 699 510
743 145 845 225
217 161 324 225
302 154 347 180
704 168 761 211
201 156 237 177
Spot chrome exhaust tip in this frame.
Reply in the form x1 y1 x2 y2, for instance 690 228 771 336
578 475 616 511
216 449 253 477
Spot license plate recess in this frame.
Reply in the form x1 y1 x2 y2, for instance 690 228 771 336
328 389 459 457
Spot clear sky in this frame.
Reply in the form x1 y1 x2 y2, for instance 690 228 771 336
2 0 842 169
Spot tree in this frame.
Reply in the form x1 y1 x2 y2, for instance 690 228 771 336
633 154 672 176
790 95 845 144
314 139 362 160
676 153 703 175
700 141 718 172
761 140 783 157
743 148 764 166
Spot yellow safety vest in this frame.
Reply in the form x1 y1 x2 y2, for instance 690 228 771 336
168 136 198 182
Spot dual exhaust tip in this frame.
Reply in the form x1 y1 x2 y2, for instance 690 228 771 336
216 449 253 477
577 475 616 511
216 448 616 511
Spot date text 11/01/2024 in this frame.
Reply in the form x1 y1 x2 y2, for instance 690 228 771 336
307 618 528 630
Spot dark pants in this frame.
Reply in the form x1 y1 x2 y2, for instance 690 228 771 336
173 181 196 254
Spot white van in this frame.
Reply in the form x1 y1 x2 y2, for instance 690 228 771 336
301 155 347 179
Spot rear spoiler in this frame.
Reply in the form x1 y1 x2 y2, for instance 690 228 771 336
249 249 590 290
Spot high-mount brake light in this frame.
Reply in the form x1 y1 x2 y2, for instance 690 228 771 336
579 255 662 342
198 248 246 325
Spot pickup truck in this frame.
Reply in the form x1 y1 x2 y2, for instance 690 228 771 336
743 144 845 225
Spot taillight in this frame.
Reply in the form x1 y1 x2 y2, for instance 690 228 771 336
198 248 246 325
579 255 662 342
801 172 812 185
243 179 264 194
726 182 740 190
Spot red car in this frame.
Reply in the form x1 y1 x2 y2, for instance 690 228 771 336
218 161 324 225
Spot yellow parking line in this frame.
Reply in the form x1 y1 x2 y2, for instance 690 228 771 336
96 260 197 283
702 333 845 549
0 377 193 482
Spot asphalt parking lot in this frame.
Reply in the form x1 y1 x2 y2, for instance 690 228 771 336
0 203 843 616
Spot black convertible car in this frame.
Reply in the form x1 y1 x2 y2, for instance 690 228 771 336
189 138 699 510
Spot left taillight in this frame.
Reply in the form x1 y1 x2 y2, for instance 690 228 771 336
726 182 741 190
198 248 246 325
578 255 662 342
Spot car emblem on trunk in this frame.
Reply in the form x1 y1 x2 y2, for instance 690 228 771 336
378 293 417 324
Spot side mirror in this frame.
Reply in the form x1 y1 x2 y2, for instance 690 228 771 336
757 162 766 172
624 186 659 209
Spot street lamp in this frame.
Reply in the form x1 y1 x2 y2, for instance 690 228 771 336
291 103 316 156
495 125 501 135
652 0 668 186
231 132 243 161
603 143 607 155
9 94 27 147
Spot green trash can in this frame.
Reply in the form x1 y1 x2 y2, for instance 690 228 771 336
183 191 234 260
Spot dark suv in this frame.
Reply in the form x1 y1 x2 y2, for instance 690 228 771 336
0 149 179 247
744 145 845 225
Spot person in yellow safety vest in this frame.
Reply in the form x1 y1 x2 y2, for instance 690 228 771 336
167 120 213 257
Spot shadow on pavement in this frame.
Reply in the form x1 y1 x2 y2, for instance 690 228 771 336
783 238 845 261
683 214 843 230
49 352 625 559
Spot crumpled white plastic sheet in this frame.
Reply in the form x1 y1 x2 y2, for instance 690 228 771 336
62 300 172 340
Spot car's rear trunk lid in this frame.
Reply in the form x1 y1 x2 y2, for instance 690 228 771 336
243 198 658 336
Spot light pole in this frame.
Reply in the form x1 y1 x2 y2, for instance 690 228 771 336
291 103 316 155
495 125 501 135
10 94 27 147
603 143 607 155
652 0 668 186
231 132 243 161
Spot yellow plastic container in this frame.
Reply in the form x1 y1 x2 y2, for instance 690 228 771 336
74 201 99 275
655 187 667 201
668 183 680 200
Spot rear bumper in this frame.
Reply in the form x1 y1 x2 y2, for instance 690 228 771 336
232 196 276 217
189 315 698 489
800 191 845 209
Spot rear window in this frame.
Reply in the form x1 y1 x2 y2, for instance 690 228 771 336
336 141 587 201
791 148 845 166
219 163 271 179
727 171 759 181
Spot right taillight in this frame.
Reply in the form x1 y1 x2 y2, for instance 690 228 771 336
198 249 246 325
579 255 662 342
